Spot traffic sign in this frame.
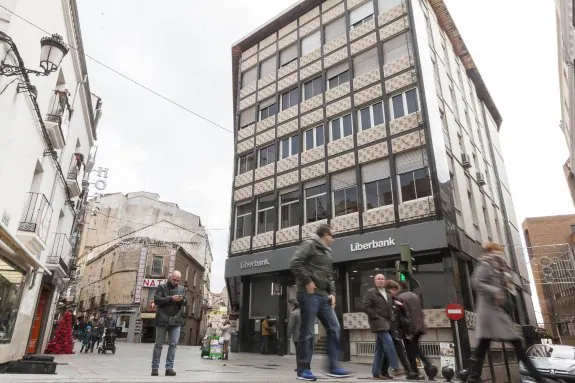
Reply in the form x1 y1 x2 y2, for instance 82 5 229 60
445 303 465 321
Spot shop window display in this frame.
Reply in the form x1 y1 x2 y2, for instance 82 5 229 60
0 259 26 342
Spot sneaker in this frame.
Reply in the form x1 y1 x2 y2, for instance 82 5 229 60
297 369 318 381
325 367 354 378
151 369 158 376
165 369 176 376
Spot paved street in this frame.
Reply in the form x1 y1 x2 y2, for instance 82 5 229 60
2 342 417 383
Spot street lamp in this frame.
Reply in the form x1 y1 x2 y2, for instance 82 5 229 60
0 32 69 77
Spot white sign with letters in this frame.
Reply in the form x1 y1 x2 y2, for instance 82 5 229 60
240 258 270 269
350 237 396 252
143 278 166 288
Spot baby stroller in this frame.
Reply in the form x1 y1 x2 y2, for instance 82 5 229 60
98 327 119 354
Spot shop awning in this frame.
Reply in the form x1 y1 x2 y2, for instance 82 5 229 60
141 313 156 319
0 221 51 275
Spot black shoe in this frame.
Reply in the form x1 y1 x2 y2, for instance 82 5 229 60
151 369 158 376
165 369 176 376
406 371 421 380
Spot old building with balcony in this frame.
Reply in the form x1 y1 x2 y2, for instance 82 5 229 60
72 192 213 344
225 0 535 379
0 0 102 363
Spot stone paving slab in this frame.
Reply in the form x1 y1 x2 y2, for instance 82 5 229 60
1 342 417 383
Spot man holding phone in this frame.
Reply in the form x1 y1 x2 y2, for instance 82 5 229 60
151 270 187 377
290 224 353 381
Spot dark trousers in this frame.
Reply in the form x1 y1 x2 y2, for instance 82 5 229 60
404 332 430 372
381 337 412 374
260 335 272 354
468 338 545 383
90 336 101 352
293 341 299 368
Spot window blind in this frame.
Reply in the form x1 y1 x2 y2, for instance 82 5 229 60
395 148 429 174
361 159 391 183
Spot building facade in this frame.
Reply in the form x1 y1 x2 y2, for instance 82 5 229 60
555 0 575 206
0 0 101 363
72 192 213 344
225 0 534 378
523 215 575 346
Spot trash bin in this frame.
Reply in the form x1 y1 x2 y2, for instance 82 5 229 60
230 331 239 353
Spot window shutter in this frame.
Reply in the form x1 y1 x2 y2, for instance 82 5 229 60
395 148 429 174
383 33 412 63
327 62 349 79
378 0 403 14
239 107 255 127
241 67 257 87
260 56 276 78
331 169 357 191
325 17 345 42
361 159 391 183
280 45 298 66
259 97 276 110
305 178 326 190
301 31 321 56
353 48 378 77
350 1 374 25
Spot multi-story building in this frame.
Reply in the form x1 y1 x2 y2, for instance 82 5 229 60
523 215 575 346
73 192 213 344
0 0 102 363
225 0 534 377
555 0 575 206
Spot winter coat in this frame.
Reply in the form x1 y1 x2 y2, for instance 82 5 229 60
153 281 187 328
396 290 426 336
287 308 301 342
471 253 520 341
290 236 336 296
362 287 394 333
82 332 92 345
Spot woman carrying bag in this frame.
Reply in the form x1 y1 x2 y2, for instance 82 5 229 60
467 243 546 383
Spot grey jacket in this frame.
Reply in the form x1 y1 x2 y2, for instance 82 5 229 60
290 236 335 296
287 308 301 343
362 287 394 333
397 290 425 336
154 282 187 328
471 257 520 340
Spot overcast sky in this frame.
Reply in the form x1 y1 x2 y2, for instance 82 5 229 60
76 0 572 297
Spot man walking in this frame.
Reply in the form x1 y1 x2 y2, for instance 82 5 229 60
362 274 399 380
151 270 186 377
260 316 272 354
290 224 353 381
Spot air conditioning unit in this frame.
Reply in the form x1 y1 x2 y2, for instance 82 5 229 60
45 120 65 149
461 153 471 169
477 172 486 186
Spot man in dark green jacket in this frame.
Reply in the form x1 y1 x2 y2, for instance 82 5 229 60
290 224 353 381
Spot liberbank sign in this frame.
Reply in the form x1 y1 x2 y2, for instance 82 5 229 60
240 258 270 269
350 237 395 252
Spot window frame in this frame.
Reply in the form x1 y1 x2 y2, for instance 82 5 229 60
258 144 276 167
279 134 300 159
259 56 276 79
241 66 257 88
349 2 374 29
329 114 353 141
281 87 299 111
363 177 393 211
301 30 321 57
397 167 432 203
255 194 275 234
279 190 300 229
259 98 278 121
304 125 325 151
358 101 385 131
234 202 253 239
237 152 255 175
332 184 358 217
304 184 328 223
389 87 419 120
327 70 350 90
280 44 298 68
151 256 163 275
302 75 323 101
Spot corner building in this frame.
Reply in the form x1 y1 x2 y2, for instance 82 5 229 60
225 0 535 376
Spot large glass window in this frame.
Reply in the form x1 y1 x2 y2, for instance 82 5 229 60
0 259 25 343
390 88 419 119
304 125 324 150
152 256 163 275
395 149 431 203
327 63 350 89
364 178 393 210
330 114 353 141
281 88 300 110
280 190 300 228
234 202 252 239
305 184 328 223
359 101 384 130
332 170 357 217
280 45 298 67
303 76 323 100
256 194 275 234
258 144 276 167
259 98 277 121
383 32 412 63
237 152 255 175
279 135 300 159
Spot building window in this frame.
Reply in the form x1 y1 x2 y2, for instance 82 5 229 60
281 88 299 110
259 98 277 121
305 183 328 223
258 144 276 167
0 259 25 343
332 170 358 217
237 152 255 175
152 256 163 275
241 66 257 88
350 1 374 29
395 148 431 203
330 114 353 141
450 85 459 119
193 270 197 287
383 32 412 63
280 44 298 67
239 107 255 129
303 75 323 100
441 37 451 72
467 175 479 225
390 88 419 119
279 135 300 159
378 0 402 14
256 194 275 234
234 202 252 239
279 189 300 228
482 194 492 239
304 125 324 150
301 30 321 57
353 48 378 78
324 16 345 43
359 101 384 130
441 110 451 149
362 159 392 210
327 63 350 89
259 56 276 79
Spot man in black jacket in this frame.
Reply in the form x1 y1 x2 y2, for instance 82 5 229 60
151 270 187 377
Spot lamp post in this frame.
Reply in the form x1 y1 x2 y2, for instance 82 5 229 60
0 31 69 77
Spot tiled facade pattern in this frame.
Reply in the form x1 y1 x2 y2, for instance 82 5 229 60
230 1 437 254
343 309 451 330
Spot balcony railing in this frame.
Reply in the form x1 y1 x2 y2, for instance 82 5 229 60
18 192 53 243
46 233 72 274
46 90 71 124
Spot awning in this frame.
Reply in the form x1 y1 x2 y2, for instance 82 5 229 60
140 313 156 319
0 221 51 275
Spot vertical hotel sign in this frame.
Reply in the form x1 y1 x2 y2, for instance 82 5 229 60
168 247 176 275
133 247 148 304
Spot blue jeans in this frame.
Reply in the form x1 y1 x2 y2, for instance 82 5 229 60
152 325 181 370
372 331 398 377
297 292 341 373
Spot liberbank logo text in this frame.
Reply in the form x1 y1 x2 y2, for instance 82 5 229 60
350 238 396 252
240 258 270 269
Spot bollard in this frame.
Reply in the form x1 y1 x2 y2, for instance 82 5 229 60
425 364 438 381
458 369 469 382
441 366 455 381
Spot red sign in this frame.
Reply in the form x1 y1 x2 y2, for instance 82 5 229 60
143 278 165 288
445 303 465 321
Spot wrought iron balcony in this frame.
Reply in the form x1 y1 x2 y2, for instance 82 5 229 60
66 153 84 197
46 233 72 275
44 90 71 149
17 192 53 252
